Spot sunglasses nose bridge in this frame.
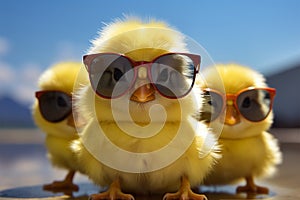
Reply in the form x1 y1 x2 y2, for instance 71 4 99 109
132 64 151 86
224 94 241 126
136 64 149 79
132 63 155 88
130 64 155 103
225 94 238 107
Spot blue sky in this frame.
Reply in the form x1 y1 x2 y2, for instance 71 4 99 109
0 0 300 105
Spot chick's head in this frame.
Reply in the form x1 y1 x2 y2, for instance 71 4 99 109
200 64 275 139
79 18 201 125
32 62 88 139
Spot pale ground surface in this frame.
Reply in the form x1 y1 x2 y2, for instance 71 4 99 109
0 128 299 200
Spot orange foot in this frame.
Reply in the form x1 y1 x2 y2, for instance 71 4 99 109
43 170 79 192
236 176 269 194
163 176 207 200
89 178 134 200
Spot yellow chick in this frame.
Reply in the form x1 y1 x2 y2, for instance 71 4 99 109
71 17 219 200
32 62 88 192
198 64 282 194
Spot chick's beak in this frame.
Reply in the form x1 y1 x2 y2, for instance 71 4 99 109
130 83 155 103
67 114 76 127
130 66 155 103
67 111 86 128
224 101 240 126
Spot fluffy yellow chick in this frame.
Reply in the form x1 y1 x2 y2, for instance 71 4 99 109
198 64 282 194
32 62 88 192
71 17 219 200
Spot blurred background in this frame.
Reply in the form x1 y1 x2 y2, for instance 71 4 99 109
0 0 300 194
0 0 300 128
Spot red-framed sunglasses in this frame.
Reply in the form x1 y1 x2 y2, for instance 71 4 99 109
35 90 72 123
202 87 276 122
83 52 201 99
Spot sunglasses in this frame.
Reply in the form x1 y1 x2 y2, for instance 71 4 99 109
201 87 276 122
83 52 201 99
35 91 72 123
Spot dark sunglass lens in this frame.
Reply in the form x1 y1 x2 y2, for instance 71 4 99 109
38 92 71 122
89 54 134 98
237 89 272 122
151 54 195 98
201 90 224 122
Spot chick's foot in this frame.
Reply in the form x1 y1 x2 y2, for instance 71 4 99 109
43 170 79 192
163 176 207 200
89 178 134 200
43 181 79 191
236 176 269 194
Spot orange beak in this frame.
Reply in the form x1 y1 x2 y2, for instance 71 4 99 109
224 101 240 126
130 83 155 103
67 113 76 127
67 111 86 128
130 66 155 103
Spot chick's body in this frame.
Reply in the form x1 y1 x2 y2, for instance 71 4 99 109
75 118 214 193
200 64 281 193
32 62 88 191
72 17 219 200
205 132 280 185
45 134 77 171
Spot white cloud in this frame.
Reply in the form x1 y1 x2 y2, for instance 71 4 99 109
0 37 10 56
12 83 39 106
0 62 14 84
12 63 43 105
54 41 82 62
22 63 43 83
0 37 43 105
0 62 43 105
0 40 82 105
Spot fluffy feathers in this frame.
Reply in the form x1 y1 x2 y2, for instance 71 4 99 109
32 62 88 191
199 64 282 193
89 17 187 55
72 17 219 199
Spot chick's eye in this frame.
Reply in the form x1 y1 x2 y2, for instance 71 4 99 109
113 68 124 81
264 92 270 100
57 96 68 107
158 68 169 82
242 96 251 108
